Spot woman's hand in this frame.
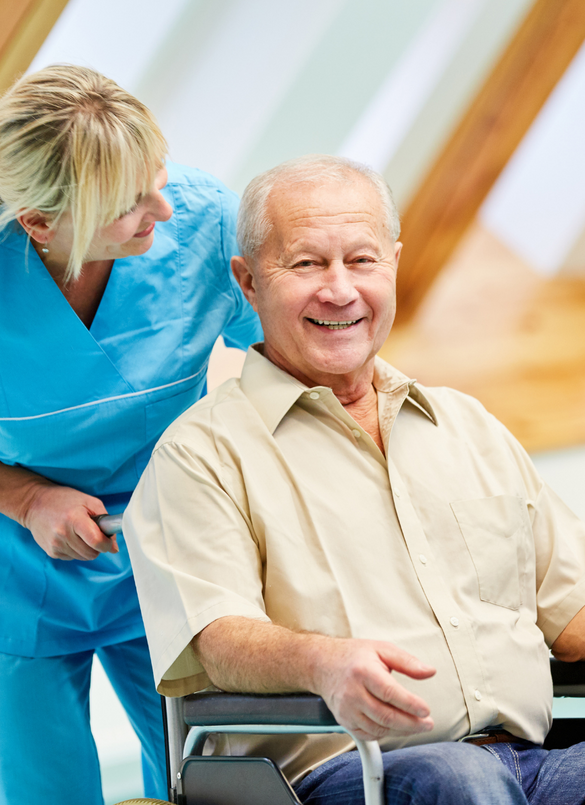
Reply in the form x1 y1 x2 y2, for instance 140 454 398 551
23 483 119 561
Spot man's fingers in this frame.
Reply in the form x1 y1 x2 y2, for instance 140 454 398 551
361 687 434 735
351 706 435 741
377 643 435 680
350 715 435 742
335 687 434 740
365 667 431 720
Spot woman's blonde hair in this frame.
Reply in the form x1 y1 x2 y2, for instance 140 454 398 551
0 64 167 281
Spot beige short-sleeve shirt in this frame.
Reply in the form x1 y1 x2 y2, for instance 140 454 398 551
124 346 585 780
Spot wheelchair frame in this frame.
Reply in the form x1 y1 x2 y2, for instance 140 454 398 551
162 691 383 805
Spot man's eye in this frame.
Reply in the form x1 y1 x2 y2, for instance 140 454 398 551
294 260 316 268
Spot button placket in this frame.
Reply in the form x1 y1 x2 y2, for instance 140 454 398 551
387 456 496 732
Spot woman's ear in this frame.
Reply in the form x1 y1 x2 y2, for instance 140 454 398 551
231 255 258 311
16 210 55 244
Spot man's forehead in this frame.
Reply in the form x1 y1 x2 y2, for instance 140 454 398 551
266 176 386 234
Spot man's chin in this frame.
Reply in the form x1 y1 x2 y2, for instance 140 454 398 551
302 351 375 382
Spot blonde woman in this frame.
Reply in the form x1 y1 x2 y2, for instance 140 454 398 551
0 65 261 804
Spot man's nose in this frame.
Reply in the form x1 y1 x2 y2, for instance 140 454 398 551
316 262 360 306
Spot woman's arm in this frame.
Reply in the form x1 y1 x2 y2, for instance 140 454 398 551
0 461 118 560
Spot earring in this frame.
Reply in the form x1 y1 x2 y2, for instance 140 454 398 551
41 245 49 254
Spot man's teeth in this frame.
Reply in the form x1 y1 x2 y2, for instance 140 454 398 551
311 319 359 330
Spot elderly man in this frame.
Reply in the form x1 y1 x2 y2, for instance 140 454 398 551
125 155 585 805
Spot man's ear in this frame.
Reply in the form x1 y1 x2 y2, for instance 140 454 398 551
231 255 258 311
16 210 55 244
394 241 403 269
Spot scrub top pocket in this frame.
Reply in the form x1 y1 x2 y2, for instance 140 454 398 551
135 375 206 478
451 495 527 610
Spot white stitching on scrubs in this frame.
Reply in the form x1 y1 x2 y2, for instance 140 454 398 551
0 366 206 422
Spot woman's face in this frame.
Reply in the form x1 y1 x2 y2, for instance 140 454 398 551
49 166 173 265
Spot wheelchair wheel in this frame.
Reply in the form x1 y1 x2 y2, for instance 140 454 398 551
113 800 172 804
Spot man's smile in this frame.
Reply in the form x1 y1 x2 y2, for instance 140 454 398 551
306 317 363 330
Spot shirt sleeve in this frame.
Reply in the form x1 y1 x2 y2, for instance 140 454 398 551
217 186 264 350
123 435 270 696
495 420 585 645
531 481 585 644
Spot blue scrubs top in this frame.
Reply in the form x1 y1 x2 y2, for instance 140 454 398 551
0 162 262 657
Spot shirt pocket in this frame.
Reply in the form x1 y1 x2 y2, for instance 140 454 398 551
450 495 527 610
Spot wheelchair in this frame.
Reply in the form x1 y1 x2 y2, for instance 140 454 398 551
96 515 585 805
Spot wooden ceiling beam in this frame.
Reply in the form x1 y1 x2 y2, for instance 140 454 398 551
394 0 585 325
0 0 70 95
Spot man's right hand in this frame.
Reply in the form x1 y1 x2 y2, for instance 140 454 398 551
195 617 435 741
310 637 435 741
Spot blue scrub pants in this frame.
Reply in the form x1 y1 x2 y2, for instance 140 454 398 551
294 740 585 804
0 637 167 805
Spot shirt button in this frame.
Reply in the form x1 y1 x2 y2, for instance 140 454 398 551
309 391 320 400
474 690 482 701
394 488 401 498
419 554 427 564
450 617 459 627
351 429 361 439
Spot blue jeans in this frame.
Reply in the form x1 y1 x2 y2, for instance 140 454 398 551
294 739 585 804
0 637 167 805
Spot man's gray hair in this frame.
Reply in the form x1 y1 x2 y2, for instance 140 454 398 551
236 154 400 259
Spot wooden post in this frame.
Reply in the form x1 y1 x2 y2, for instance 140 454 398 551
395 0 585 324
0 0 70 95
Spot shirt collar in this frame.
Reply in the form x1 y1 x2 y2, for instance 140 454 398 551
373 357 437 425
240 344 437 434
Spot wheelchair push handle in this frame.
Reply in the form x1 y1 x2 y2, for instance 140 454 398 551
92 512 124 535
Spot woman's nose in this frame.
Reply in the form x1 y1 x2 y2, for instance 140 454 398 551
152 192 173 222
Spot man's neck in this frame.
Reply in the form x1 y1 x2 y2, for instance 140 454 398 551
262 344 384 453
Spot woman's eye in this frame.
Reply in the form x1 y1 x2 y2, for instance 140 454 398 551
119 200 141 218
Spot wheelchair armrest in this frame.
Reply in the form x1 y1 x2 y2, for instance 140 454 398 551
178 692 383 805
182 691 338 727
550 657 585 696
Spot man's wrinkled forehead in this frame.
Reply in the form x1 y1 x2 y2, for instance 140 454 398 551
260 175 388 252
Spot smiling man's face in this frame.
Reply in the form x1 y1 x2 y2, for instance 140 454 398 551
232 176 402 393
